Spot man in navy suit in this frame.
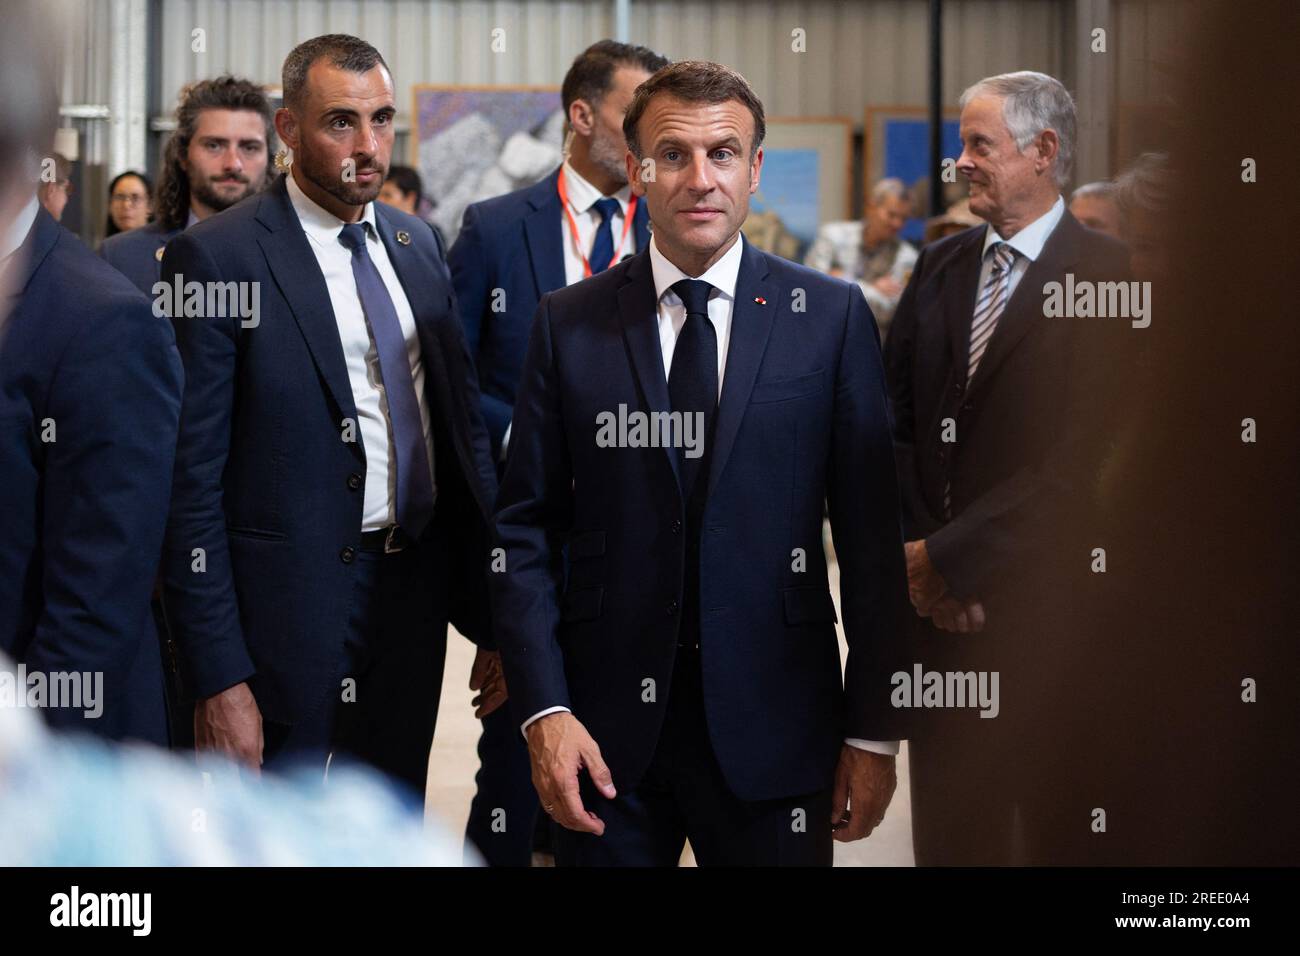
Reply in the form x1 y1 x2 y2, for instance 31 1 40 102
492 61 911 866
449 39 667 867
101 76 273 295
159 34 498 796
0 5 184 745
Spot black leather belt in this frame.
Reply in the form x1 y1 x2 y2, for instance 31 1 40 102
359 525 415 554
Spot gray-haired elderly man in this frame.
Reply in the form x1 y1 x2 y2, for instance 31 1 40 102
883 71 1132 864
804 177 917 337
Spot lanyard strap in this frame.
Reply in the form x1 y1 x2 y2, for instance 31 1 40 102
557 165 637 278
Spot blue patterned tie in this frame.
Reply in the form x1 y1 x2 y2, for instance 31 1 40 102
587 197 622 274
338 222 435 538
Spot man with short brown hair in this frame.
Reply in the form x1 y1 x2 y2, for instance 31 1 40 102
493 60 910 866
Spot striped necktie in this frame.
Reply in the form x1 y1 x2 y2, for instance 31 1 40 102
967 241 1018 382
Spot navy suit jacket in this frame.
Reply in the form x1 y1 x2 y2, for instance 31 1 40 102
0 207 183 743
158 176 499 726
448 167 652 456
100 220 181 296
492 237 911 802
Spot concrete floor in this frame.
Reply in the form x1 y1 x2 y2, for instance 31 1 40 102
425 561 914 866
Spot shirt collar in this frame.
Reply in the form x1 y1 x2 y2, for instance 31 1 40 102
286 169 378 247
982 194 1065 262
184 208 201 229
0 196 40 265
562 159 631 217
649 232 744 303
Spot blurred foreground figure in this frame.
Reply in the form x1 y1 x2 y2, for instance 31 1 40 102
0 652 466 865
0 0 183 745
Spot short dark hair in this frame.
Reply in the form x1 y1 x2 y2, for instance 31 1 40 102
385 165 423 207
282 34 389 112
156 75 275 231
623 60 766 159
104 170 153 238
561 39 669 116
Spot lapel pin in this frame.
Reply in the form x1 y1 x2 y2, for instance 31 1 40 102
754 296 766 305
154 247 165 262
396 230 411 246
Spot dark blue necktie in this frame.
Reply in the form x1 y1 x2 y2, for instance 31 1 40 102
338 222 435 538
587 197 622 274
668 279 718 499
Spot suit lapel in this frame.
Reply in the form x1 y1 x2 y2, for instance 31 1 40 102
523 168 566 297
254 177 359 432
941 226 988 372
617 251 681 492
967 212 1082 396
705 238 779 496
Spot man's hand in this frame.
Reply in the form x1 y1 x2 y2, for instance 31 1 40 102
194 681 263 774
904 539 947 613
873 275 904 298
929 595 987 633
524 712 616 835
831 746 897 842
468 648 508 719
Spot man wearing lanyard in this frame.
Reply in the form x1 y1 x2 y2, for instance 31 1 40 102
449 39 668 866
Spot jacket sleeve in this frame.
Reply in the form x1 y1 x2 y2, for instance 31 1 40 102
25 291 183 728
827 285 913 741
489 293 574 721
157 231 257 700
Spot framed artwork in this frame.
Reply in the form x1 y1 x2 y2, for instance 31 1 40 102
410 85 564 244
864 106 964 243
743 117 853 262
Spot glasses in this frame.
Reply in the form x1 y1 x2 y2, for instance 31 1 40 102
111 193 147 206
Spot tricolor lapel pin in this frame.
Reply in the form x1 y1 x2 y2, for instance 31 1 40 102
754 296 767 305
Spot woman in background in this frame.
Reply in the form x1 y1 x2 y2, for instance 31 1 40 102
104 169 152 238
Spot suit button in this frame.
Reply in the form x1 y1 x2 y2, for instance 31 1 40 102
671 519 682 534
340 546 355 564
666 600 679 616
347 473 362 490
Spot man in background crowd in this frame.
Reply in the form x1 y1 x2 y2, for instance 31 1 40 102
101 75 273 295
804 177 918 338
1068 179 1122 239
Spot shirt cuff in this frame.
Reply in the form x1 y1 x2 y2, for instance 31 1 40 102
521 705 570 738
845 738 900 756
499 421 512 462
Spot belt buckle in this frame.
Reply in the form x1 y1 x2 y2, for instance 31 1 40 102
383 525 405 554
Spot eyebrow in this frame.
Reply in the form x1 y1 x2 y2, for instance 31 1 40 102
654 134 744 153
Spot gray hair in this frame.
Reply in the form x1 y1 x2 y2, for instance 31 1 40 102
960 71 1076 188
1114 152 1169 231
1071 180 1118 204
870 177 909 206
282 34 389 112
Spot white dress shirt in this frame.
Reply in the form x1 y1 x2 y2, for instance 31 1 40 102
559 159 638 285
286 171 435 532
977 194 1065 301
522 232 896 756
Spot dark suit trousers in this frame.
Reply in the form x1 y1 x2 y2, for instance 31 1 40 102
262 537 449 798
464 701 541 866
555 646 833 867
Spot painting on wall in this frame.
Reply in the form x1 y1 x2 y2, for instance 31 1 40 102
743 118 852 263
864 106 965 244
411 85 564 244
